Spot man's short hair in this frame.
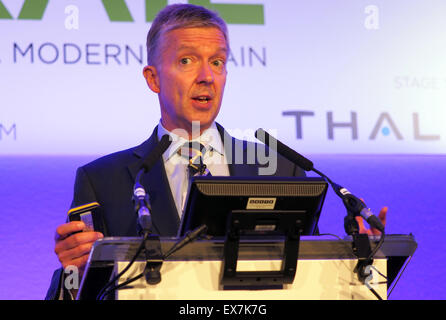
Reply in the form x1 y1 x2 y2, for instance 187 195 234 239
146 4 229 66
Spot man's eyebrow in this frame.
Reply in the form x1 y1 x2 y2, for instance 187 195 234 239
216 47 229 55
176 45 228 54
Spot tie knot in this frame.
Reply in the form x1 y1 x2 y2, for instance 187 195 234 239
178 142 205 162
178 142 209 176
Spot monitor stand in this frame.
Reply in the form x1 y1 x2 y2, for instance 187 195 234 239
220 210 305 289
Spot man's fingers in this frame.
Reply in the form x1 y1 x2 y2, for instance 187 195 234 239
355 216 368 235
57 240 97 263
55 231 103 274
55 231 103 254
54 220 104 275
55 221 85 242
379 206 388 227
61 254 90 273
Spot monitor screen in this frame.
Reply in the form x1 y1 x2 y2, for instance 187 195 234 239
179 176 328 238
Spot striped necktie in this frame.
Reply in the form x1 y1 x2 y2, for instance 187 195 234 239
178 142 211 177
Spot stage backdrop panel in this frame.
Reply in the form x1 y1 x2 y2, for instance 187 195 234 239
1 0 445 155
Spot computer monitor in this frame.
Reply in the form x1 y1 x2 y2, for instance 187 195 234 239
178 176 328 238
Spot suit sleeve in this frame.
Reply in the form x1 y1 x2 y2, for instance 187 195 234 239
70 166 99 209
44 166 98 300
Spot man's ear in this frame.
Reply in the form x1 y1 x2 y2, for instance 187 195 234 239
143 65 160 93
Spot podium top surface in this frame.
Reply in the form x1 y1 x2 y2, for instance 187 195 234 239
78 234 417 299
88 234 417 263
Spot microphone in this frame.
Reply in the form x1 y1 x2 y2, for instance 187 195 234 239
97 135 173 298
255 128 313 171
339 187 384 233
133 182 152 235
254 128 384 233
255 129 386 299
134 134 172 235
140 134 172 173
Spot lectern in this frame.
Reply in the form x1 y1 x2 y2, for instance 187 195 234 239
77 234 417 300
77 176 416 299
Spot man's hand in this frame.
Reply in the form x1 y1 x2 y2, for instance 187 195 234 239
54 221 103 275
356 206 388 235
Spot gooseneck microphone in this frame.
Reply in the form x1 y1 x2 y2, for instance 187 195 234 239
140 134 173 174
97 134 173 300
133 134 172 235
337 187 385 234
254 128 314 171
254 128 384 233
255 128 386 299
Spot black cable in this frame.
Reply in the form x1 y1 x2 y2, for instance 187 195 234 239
369 265 388 281
362 231 388 300
369 287 383 300
96 231 149 300
163 225 208 259
368 231 386 264
320 232 387 300
99 272 145 300
97 225 207 300
321 232 387 278
318 233 344 241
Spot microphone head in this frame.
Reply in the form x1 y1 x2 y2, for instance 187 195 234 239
255 128 314 171
158 134 172 149
141 134 172 173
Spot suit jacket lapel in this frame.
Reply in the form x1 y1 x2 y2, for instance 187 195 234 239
127 126 180 236
216 123 259 177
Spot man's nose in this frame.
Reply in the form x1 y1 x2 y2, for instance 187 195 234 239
196 63 214 84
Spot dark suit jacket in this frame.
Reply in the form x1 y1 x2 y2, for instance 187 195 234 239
45 123 304 299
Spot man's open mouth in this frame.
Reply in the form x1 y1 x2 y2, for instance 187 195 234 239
192 95 212 103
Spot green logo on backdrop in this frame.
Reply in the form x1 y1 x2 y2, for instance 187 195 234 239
0 0 48 20
0 0 264 24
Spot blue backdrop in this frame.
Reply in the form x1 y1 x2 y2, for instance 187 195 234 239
0 154 444 299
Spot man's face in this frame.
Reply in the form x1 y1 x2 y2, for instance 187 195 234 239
144 27 228 136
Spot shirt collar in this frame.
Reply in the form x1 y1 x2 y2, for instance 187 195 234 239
157 120 225 161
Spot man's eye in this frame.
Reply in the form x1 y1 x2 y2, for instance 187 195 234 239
212 60 225 67
180 58 191 65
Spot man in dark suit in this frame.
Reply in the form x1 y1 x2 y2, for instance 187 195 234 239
46 3 387 299
46 4 305 300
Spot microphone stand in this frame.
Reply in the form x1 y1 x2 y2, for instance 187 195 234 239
96 136 172 299
312 167 376 286
96 171 163 299
304 167 386 300
133 169 163 286
343 203 374 282
254 129 386 299
130 134 172 286
312 169 385 300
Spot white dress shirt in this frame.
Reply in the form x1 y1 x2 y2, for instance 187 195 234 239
157 121 230 219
